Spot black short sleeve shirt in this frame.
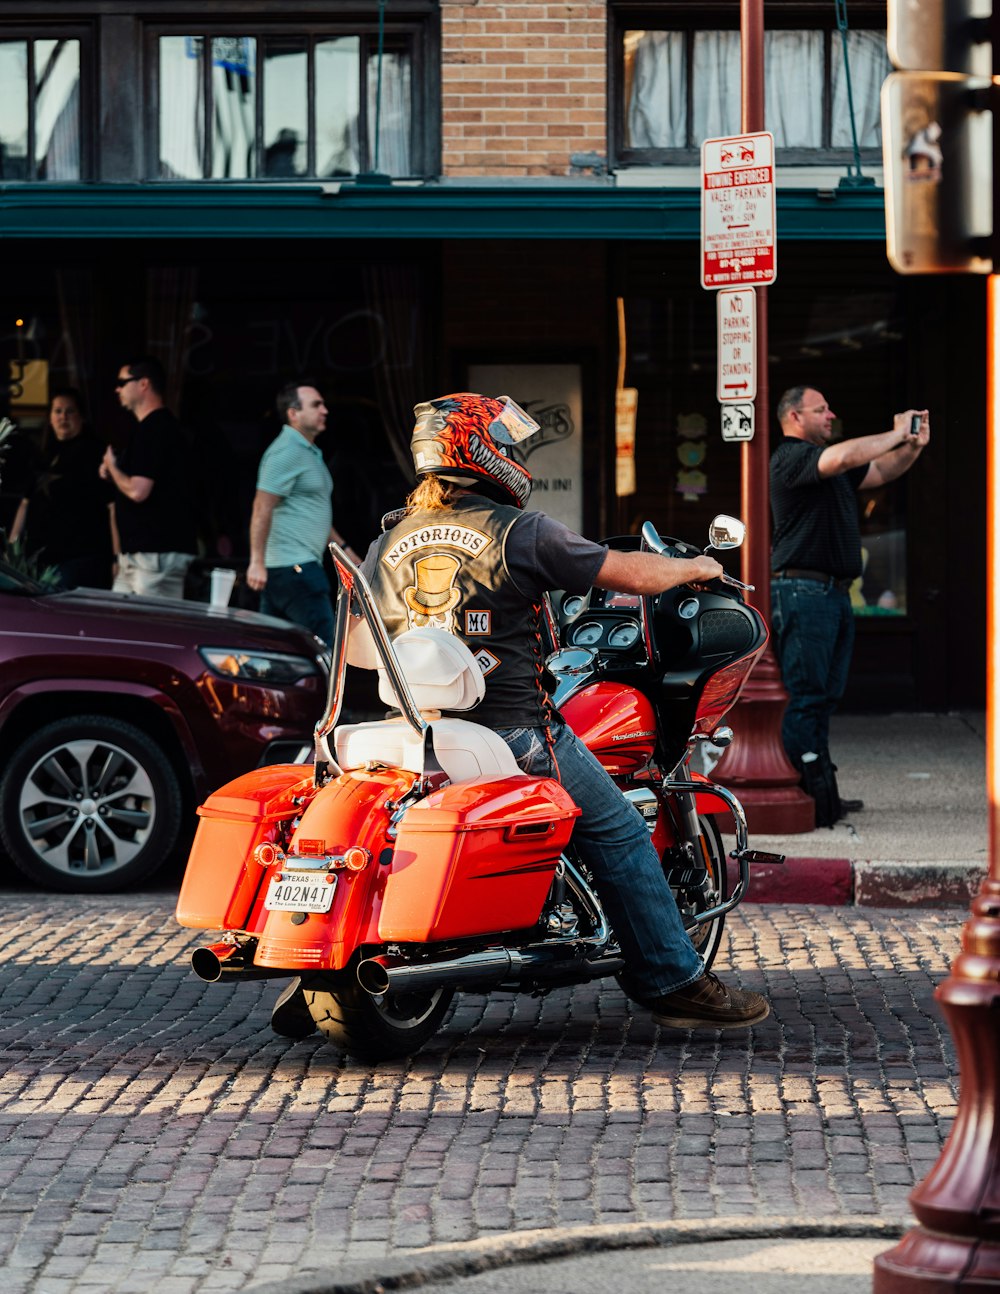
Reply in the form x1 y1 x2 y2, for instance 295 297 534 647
115 408 198 555
770 437 867 579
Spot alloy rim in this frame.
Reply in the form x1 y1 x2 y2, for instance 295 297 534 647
18 737 156 877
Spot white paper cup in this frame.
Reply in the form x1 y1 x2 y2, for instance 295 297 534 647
209 568 237 607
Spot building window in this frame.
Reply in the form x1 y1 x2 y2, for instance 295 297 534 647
615 8 891 166
155 29 418 180
0 37 82 180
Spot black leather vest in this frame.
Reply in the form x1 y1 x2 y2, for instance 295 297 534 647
368 496 550 728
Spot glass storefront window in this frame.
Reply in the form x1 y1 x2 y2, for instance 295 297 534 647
615 248 910 618
620 24 886 160
316 38 360 175
211 37 256 178
159 35 203 179
368 49 411 175
157 32 413 180
34 40 80 180
0 38 81 181
263 39 308 177
0 42 28 179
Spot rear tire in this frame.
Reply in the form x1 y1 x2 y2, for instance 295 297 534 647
671 814 728 969
303 975 454 1062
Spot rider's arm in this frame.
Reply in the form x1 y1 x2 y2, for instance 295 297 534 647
593 548 723 594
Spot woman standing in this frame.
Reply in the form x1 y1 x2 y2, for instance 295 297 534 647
9 388 113 589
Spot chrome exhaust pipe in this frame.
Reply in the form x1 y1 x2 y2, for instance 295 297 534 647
358 948 529 995
190 941 290 983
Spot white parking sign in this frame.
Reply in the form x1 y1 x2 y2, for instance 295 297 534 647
701 133 777 289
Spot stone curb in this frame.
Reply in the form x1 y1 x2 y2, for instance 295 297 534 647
735 857 986 908
244 1216 909 1294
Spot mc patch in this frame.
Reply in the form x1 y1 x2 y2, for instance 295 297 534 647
464 609 492 636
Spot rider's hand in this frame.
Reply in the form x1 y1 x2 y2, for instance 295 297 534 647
686 555 725 584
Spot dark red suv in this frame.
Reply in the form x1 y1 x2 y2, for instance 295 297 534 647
0 560 329 892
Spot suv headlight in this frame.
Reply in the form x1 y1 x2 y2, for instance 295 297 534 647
199 648 319 685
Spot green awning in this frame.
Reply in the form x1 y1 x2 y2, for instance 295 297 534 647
0 181 886 241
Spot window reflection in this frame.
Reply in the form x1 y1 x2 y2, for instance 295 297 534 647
156 31 414 179
0 43 29 179
316 38 360 176
160 35 203 178
368 49 411 175
264 39 307 176
35 40 80 180
211 36 256 178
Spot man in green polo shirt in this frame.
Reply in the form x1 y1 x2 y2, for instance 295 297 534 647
247 380 358 644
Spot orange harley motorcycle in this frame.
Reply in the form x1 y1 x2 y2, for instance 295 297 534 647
176 518 781 1061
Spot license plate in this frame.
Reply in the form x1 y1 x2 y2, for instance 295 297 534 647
264 873 337 914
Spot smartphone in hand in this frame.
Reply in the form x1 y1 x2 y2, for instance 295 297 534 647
910 414 922 436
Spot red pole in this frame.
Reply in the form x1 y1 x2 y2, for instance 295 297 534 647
709 0 814 833
874 20 1000 1278
874 270 1000 1294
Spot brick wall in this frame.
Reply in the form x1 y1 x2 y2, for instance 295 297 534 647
440 1 608 177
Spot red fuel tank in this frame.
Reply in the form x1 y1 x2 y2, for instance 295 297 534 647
561 681 657 775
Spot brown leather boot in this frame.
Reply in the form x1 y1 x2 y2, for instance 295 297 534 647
650 972 770 1030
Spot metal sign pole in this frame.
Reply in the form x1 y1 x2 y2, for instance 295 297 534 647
709 0 814 833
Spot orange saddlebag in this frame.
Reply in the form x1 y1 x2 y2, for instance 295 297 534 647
176 765 315 930
378 774 580 943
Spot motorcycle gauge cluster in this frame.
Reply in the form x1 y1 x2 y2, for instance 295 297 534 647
561 594 586 618
571 621 603 647
607 622 640 649
569 618 642 652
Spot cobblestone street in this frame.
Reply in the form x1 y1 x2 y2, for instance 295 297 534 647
0 895 962 1293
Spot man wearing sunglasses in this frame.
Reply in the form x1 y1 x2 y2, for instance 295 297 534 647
100 356 197 599
770 385 930 826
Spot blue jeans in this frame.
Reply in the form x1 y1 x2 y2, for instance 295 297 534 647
771 577 854 768
260 561 334 644
493 720 704 1000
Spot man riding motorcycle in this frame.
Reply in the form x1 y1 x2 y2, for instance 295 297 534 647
351 392 769 1033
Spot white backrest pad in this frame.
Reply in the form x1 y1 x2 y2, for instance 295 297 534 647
378 627 486 713
346 615 380 669
335 716 521 782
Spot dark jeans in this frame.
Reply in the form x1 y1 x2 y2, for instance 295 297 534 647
771 576 855 768
493 720 703 1000
260 561 334 644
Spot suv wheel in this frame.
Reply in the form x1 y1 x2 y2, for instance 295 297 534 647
0 715 183 893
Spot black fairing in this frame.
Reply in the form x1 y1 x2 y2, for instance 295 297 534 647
581 533 768 772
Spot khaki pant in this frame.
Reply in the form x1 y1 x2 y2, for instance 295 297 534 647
113 552 194 600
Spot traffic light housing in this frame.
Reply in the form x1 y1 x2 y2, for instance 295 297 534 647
882 0 994 273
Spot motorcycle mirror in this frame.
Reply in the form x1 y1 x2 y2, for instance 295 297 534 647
546 647 597 676
707 514 746 552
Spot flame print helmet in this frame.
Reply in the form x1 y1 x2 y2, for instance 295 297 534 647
410 393 539 509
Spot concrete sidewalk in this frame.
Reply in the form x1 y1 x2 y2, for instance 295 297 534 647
717 711 988 909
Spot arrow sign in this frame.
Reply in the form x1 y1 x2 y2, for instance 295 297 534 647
717 287 757 403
